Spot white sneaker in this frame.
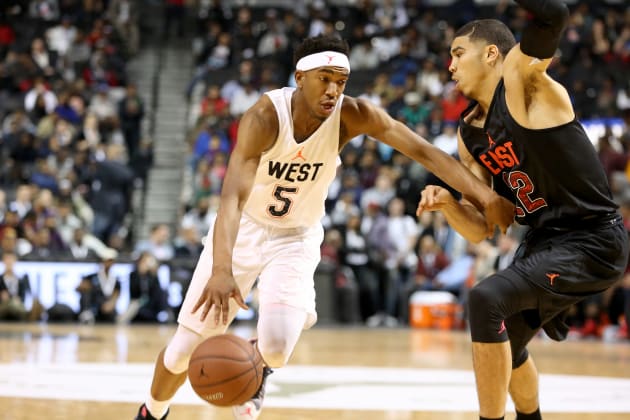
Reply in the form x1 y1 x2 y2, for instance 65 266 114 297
231 367 272 420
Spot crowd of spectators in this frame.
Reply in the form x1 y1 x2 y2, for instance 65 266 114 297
0 1 152 322
0 0 147 259
0 1 629 342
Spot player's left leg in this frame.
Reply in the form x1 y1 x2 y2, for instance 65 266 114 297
505 312 543 419
232 224 323 420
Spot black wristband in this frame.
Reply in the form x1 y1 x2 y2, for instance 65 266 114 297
516 0 569 59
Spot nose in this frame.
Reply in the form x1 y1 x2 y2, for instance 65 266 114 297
448 61 456 73
325 82 339 98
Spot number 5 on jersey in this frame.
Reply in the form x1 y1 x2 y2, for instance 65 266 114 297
268 185 298 217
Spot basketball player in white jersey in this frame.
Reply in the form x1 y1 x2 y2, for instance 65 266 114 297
135 35 514 420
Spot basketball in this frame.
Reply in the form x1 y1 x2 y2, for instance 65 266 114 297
187 334 264 407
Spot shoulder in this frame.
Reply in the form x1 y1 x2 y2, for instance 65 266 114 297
340 95 388 127
234 92 280 153
241 94 279 136
341 95 374 115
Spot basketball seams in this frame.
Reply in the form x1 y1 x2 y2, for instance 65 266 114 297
188 333 265 407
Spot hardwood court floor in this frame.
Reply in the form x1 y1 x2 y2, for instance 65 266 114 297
0 322 629 420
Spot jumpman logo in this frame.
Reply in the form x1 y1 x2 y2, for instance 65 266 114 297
497 320 506 334
291 147 307 161
546 272 560 286
487 132 496 148
325 54 335 64
238 406 253 417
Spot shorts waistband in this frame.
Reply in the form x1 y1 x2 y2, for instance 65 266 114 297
543 212 622 232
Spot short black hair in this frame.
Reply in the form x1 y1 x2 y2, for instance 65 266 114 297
293 35 350 66
454 19 516 58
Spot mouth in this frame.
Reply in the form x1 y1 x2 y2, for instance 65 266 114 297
320 101 335 113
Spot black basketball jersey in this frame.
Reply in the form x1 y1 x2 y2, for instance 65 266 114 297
460 79 617 230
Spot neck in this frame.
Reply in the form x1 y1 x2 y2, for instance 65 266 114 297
473 66 502 114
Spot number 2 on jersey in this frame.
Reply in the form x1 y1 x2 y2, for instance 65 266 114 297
268 185 298 217
505 171 547 217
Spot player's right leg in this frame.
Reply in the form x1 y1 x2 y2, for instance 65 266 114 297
136 217 262 419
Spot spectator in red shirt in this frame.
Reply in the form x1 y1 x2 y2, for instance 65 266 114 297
441 83 469 124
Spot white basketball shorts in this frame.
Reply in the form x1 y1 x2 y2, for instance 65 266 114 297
178 213 324 336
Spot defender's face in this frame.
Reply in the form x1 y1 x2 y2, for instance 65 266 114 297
297 67 348 120
448 36 487 99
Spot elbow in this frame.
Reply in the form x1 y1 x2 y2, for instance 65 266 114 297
465 231 487 245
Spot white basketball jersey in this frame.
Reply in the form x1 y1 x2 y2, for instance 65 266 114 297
243 87 342 228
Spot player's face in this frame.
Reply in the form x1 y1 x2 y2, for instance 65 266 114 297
448 36 488 99
298 67 349 120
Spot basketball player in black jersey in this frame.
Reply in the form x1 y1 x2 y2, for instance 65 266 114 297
417 1 629 419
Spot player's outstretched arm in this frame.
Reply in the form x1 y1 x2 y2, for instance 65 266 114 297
192 97 278 324
342 97 514 236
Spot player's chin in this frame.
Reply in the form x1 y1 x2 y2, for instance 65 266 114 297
453 82 466 95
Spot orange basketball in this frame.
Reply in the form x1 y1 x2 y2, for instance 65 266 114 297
188 334 264 407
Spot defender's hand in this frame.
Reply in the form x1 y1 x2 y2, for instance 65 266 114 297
482 192 515 237
416 185 455 215
191 273 248 325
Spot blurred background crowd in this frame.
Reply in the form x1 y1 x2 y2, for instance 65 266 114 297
0 0 628 342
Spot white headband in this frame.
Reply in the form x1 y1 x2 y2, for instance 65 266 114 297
295 51 351 72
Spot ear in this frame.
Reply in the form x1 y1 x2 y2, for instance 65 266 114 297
486 45 500 65
294 70 304 88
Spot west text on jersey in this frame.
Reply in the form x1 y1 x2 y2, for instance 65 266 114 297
268 161 324 182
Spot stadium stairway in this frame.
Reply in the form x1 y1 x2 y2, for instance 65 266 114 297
127 35 193 243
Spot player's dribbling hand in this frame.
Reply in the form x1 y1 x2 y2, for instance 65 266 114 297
482 192 515 237
192 273 248 325
416 185 454 215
